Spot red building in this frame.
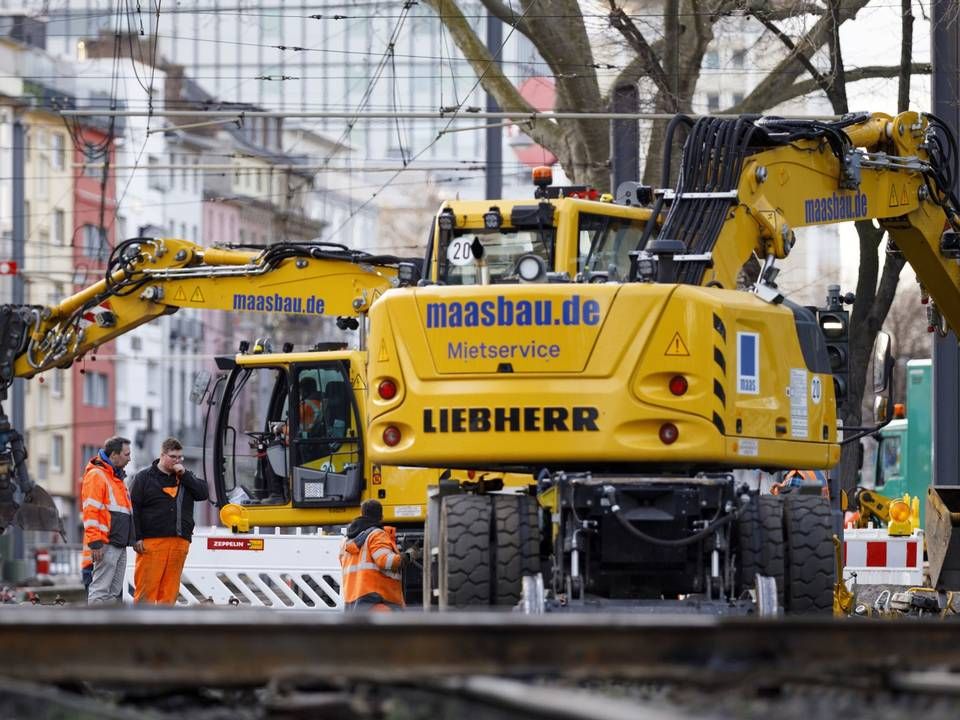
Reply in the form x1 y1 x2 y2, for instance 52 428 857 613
72 123 117 478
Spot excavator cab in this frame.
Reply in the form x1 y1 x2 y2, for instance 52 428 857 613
427 169 656 285
212 352 364 518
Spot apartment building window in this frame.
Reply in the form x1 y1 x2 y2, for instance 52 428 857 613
83 144 101 177
83 372 109 407
130 336 142 351
51 133 65 170
148 155 166 191
81 444 98 466
732 92 745 106
707 93 720 112
50 370 63 398
52 435 64 473
52 208 65 245
82 224 102 258
130 405 142 420
37 385 46 425
37 459 48 482
116 215 127 243
147 361 159 395
732 50 746 68
704 50 719 69
193 158 200 192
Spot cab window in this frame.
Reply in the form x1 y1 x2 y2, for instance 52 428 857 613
876 435 902 488
579 213 646 280
217 365 288 504
439 228 555 285
291 363 359 473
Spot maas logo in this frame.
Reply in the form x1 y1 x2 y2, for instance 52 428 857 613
803 192 868 224
425 295 601 329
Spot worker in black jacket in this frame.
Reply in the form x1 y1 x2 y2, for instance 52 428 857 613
130 437 209 604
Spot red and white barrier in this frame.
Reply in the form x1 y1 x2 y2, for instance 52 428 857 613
843 528 924 587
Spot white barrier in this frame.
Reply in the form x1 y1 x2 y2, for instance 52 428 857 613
843 527 924 588
123 527 344 610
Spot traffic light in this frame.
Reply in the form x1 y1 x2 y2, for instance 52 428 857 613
817 307 850 415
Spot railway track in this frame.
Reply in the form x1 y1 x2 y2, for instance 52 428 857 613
2 607 960 686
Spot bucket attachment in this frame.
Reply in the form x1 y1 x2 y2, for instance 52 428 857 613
14 485 65 538
926 486 960 590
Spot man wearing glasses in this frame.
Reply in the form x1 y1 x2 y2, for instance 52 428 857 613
130 437 209 604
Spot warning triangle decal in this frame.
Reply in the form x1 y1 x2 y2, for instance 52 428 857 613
190 286 206 303
889 185 899 207
173 286 187 301
378 340 390 362
664 332 690 357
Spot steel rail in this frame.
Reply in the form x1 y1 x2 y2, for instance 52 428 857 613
3 609 960 686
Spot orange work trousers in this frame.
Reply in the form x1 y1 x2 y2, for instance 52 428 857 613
134 537 190 604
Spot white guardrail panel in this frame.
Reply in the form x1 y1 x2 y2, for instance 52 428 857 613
842 527 925 588
123 527 345 610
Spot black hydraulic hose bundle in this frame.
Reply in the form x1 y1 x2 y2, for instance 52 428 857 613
650 114 768 285
921 113 960 222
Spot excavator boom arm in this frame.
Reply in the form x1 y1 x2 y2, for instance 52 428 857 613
1 237 417 384
656 111 960 335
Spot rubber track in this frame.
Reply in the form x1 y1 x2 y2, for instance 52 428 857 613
493 495 540 606
783 495 835 614
438 495 492 609
737 495 785 606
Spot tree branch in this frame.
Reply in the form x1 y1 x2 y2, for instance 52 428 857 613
606 0 672 98
898 0 914 112
421 0 565 150
750 10 832 96
727 62 931 113
737 0 871 113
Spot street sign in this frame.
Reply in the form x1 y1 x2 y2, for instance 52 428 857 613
0 261 17 275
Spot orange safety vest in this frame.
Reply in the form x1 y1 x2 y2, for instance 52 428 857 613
300 397 324 430
339 525 404 609
80 456 133 548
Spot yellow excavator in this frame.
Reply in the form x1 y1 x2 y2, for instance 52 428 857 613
0 190 656 600
364 111 960 613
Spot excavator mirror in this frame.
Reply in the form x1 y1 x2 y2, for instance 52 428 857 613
189 370 211 405
872 331 894 393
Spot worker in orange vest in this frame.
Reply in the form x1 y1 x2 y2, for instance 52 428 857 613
80 436 135 603
339 499 417 611
771 469 830 498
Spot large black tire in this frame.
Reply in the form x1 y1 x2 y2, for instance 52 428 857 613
492 494 540 606
438 495 492 609
736 495 785 607
783 494 835 614
436 494 542 609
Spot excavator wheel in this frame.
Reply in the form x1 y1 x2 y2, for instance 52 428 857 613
782 494 836 614
437 495 493 609
736 495 785 607
492 494 540 606
436 493 541 609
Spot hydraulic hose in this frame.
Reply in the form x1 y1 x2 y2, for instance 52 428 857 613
611 505 737 548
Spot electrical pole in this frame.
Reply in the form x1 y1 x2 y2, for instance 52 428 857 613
485 12 502 199
610 84 640 195
9 114 26 567
931 0 960 486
